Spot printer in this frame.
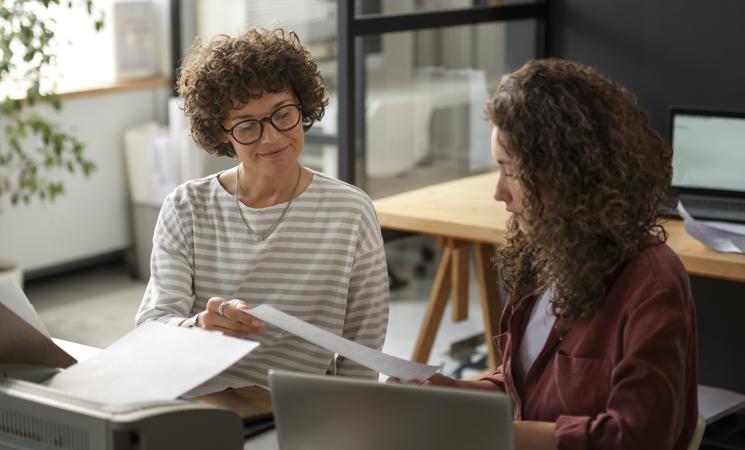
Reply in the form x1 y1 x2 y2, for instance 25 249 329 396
0 280 247 450
0 367 244 450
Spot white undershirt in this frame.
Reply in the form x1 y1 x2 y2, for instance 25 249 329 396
514 288 557 386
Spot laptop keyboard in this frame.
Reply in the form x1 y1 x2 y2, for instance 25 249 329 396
681 197 745 223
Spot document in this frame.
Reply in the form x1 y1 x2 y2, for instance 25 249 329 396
0 280 76 368
698 384 745 424
248 305 438 383
678 203 745 254
0 278 50 337
46 322 259 405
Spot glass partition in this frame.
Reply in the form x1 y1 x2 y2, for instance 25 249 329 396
356 20 537 197
188 0 545 195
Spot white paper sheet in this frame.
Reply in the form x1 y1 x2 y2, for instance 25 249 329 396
52 338 101 363
46 322 259 405
698 384 745 424
0 278 50 337
182 372 250 398
248 305 438 383
678 203 745 254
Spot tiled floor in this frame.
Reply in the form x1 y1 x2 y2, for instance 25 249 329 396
24 235 489 373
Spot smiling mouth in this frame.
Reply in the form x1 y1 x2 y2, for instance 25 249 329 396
258 147 287 157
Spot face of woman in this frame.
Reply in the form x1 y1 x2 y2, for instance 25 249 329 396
222 91 304 177
491 127 529 232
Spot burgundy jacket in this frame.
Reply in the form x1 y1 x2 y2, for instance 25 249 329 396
483 242 698 450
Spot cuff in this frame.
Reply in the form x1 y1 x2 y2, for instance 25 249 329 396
480 373 506 390
555 415 591 450
167 316 187 327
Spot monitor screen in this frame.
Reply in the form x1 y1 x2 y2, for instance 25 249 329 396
672 112 745 193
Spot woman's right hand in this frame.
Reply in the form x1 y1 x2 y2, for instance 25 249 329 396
387 372 497 391
386 372 458 387
197 297 268 337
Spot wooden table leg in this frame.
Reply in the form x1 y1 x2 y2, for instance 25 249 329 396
451 239 470 322
411 245 453 364
475 243 503 371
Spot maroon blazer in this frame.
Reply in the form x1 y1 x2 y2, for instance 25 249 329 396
483 242 698 450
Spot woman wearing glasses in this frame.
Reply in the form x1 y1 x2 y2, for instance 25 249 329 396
135 28 389 387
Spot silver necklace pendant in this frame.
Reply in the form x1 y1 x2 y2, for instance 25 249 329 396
235 164 302 241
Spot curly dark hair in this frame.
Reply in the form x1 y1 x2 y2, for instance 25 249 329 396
486 59 672 327
177 28 328 156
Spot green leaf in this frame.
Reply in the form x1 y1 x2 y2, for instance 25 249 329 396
0 0 100 207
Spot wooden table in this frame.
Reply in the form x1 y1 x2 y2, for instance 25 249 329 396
374 171 745 371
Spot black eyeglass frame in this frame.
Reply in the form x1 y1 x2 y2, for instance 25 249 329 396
221 104 303 145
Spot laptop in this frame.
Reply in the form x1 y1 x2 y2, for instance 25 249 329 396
268 370 514 450
670 107 745 223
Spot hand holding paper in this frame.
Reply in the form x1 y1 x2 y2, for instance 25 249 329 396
248 305 438 383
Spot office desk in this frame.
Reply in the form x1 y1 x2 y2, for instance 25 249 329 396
374 171 745 370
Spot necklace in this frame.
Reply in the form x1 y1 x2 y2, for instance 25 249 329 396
235 164 302 241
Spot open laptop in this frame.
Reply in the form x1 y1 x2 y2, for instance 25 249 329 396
670 107 745 223
268 370 514 450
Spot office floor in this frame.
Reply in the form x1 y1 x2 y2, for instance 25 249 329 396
24 235 490 372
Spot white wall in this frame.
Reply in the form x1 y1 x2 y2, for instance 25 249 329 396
0 87 170 272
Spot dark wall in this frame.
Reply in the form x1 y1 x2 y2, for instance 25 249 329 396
548 0 745 141
548 0 745 393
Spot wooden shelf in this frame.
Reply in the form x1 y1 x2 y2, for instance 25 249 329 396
55 75 172 100
2 75 172 102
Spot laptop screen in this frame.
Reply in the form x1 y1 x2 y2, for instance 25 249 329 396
671 109 745 194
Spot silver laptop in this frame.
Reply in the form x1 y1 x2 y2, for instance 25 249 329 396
268 370 514 450
670 107 745 223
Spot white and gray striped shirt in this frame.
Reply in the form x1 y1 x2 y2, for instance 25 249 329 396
135 170 389 386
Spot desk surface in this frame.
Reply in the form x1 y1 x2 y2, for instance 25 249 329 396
374 171 745 283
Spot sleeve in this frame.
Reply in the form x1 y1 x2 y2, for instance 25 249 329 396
134 193 196 327
555 287 696 450
480 365 507 391
333 198 390 379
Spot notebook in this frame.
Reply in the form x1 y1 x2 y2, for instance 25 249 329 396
670 107 745 223
268 370 514 450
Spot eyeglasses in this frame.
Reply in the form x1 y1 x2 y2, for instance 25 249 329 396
222 104 302 145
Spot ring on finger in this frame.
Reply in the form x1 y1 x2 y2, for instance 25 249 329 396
218 301 229 318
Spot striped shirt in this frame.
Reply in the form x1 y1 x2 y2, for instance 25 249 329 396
135 170 389 386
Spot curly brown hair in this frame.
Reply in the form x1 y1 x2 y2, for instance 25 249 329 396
486 59 672 326
177 28 328 156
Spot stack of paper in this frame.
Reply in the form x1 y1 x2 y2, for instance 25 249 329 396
0 279 259 405
678 203 745 254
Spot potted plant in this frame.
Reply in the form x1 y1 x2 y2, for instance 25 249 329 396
0 0 103 285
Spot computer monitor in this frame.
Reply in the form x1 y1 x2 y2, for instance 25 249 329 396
669 107 745 222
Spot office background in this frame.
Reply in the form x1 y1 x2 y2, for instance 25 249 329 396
1 0 744 392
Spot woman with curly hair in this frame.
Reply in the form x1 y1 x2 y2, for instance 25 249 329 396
135 28 388 387
398 59 698 450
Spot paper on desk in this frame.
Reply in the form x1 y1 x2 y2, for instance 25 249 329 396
0 278 49 337
678 203 745 254
46 322 259 405
0 280 76 368
182 372 249 398
698 384 745 424
248 305 438 383
0 303 77 368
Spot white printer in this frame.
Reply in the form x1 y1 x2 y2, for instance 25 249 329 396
0 279 247 450
0 367 244 450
